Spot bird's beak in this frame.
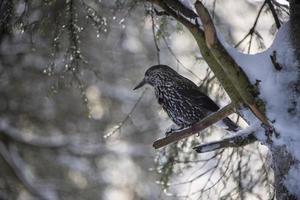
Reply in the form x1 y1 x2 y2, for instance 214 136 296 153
133 78 146 90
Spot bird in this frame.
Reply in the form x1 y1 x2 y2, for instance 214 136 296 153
133 64 238 134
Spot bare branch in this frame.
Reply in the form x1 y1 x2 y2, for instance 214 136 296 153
234 1 267 51
193 131 257 153
0 121 69 148
154 8 169 16
0 142 49 200
104 89 147 138
153 103 236 149
163 0 198 19
150 4 161 64
266 0 281 29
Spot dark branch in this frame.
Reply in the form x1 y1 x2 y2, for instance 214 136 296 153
163 0 198 19
193 131 257 153
266 0 281 29
270 51 283 71
153 103 236 149
234 0 267 51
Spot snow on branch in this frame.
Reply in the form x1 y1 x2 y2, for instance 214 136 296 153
194 1 270 127
193 130 257 153
153 103 236 149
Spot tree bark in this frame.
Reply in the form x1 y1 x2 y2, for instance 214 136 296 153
0 0 13 42
290 0 300 61
148 0 300 199
269 2 300 199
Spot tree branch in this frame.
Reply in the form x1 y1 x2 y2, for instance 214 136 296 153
153 103 235 149
0 142 49 200
163 0 198 19
266 0 281 29
0 121 69 148
193 131 257 153
194 1 270 126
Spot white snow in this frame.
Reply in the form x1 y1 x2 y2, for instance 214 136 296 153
220 21 300 196
178 0 194 11
200 143 220 152
284 165 300 197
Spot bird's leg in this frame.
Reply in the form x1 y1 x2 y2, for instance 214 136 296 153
165 124 184 137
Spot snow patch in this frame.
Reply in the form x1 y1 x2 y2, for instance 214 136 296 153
284 164 300 197
179 0 194 10
221 21 300 197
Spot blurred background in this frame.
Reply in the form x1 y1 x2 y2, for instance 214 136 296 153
0 0 289 199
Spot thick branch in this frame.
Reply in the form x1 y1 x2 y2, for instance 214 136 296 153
195 1 269 126
153 103 235 149
193 131 257 153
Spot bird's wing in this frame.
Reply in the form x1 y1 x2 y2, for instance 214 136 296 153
177 85 220 112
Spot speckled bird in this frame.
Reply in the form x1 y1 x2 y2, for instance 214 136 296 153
133 65 238 133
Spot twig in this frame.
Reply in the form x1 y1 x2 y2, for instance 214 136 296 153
151 4 161 64
153 103 235 149
193 131 257 153
270 50 282 71
234 0 267 51
266 0 281 29
104 89 147 138
154 8 169 16
161 35 202 81
163 0 198 19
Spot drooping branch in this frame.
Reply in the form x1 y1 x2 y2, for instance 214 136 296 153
193 131 257 153
153 103 235 149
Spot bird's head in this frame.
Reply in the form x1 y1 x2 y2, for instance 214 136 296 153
133 65 177 90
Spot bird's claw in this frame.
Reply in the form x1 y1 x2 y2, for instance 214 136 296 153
165 125 184 137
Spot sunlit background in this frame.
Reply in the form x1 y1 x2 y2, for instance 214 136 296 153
0 0 289 199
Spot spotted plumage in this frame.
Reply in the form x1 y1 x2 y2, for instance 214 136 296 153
134 65 238 132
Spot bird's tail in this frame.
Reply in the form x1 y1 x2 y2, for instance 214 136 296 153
222 117 239 132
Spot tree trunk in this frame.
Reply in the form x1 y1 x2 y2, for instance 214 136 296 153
0 0 13 42
290 0 300 60
271 145 297 199
268 2 300 199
